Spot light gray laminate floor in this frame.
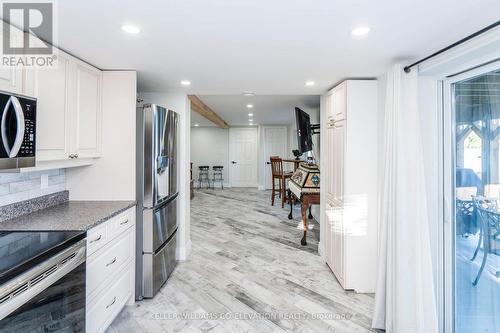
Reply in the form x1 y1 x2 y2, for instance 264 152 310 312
107 188 375 333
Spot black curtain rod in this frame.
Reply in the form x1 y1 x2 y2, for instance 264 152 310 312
403 20 500 73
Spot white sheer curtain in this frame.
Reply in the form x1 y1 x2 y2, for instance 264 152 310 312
372 64 438 332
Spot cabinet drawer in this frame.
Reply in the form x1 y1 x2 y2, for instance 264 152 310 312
86 223 108 256
87 229 134 297
87 263 133 333
109 209 135 238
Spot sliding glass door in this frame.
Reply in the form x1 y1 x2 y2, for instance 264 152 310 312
446 65 500 332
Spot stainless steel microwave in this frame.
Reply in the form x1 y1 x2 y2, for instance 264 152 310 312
0 91 36 170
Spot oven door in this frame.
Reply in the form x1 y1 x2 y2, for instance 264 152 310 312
0 239 86 332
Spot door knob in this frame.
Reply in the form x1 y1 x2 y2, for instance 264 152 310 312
266 162 270 165
231 161 237 164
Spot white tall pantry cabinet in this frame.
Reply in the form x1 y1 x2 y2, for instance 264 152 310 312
323 80 378 293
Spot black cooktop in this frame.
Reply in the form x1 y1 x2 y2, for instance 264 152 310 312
0 231 85 285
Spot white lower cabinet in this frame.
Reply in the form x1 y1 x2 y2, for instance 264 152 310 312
87 264 134 333
86 207 135 333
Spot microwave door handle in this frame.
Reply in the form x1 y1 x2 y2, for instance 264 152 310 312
1 97 12 155
8 96 25 158
0 96 25 158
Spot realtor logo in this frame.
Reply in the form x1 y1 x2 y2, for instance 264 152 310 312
1 1 57 67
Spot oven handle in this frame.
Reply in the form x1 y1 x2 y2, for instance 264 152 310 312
0 238 86 320
1 96 25 158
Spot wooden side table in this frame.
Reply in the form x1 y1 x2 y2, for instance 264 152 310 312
288 189 320 246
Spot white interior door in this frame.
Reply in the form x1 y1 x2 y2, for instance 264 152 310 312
229 128 258 187
263 127 288 189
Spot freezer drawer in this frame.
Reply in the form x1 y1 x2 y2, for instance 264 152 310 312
143 195 178 253
142 232 177 298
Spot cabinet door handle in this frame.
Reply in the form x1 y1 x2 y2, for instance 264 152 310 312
120 219 129 225
106 296 116 309
106 257 117 267
90 235 102 243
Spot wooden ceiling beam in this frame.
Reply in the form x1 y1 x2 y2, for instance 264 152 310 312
188 95 229 128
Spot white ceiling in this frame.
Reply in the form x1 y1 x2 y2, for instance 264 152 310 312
55 0 500 94
191 95 320 126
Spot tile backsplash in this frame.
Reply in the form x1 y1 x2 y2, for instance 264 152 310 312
0 169 66 207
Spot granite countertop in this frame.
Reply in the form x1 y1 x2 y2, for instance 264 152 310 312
0 200 136 232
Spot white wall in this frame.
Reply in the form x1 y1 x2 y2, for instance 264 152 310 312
139 92 191 260
191 125 264 189
66 71 137 201
190 127 229 187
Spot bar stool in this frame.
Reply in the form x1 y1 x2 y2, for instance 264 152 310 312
270 156 293 208
212 166 224 189
198 166 211 189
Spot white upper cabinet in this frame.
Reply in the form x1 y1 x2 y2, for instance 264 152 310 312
0 67 23 94
0 24 23 94
0 21 103 169
332 82 347 122
28 52 72 161
72 62 102 159
22 52 102 165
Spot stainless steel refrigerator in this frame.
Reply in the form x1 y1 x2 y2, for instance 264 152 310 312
136 104 179 299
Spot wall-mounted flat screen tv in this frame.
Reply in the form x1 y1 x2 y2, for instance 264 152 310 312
295 107 312 153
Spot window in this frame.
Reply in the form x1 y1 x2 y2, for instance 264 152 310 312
453 69 500 332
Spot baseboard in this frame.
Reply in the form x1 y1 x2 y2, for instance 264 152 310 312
176 239 192 261
258 186 265 191
194 183 230 189
318 240 324 259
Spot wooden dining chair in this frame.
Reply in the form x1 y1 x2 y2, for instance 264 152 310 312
270 156 293 208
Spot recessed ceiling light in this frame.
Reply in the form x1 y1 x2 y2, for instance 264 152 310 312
246 104 254 108
243 91 255 97
305 81 315 86
194 124 199 127
249 118 253 122
122 25 141 34
248 113 253 116
351 26 370 36
180 80 191 86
